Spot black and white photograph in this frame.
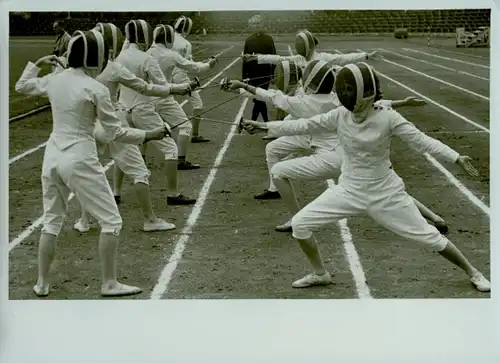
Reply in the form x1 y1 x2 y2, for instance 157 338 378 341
6 7 491 301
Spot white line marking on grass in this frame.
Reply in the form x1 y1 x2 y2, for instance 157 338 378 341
9 142 47 164
379 48 489 81
334 50 490 133
403 48 490 69
9 160 115 252
357 49 489 101
327 180 372 299
150 98 249 299
426 130 489 135
424 153 489 215
424 47 489 61
8 46 234 165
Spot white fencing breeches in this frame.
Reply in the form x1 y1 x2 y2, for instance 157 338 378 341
154 96 192 137
291 171 448 252
265 135 311 191
270 149 343 182
109 142 150 185
41 139 122 236
128 103 178 160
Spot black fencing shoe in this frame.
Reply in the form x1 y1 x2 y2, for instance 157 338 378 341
254 190 281 200
167 194 197 205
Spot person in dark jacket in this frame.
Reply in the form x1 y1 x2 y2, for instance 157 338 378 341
242 15 276 122
52 19 71 57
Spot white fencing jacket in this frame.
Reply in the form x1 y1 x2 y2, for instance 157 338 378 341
148 42 210 82
171 32 194 79
265 104 460 183
254 88 341 151
115 43 171 109
15 62 146 156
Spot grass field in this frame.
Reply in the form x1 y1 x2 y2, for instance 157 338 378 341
8 34 490 299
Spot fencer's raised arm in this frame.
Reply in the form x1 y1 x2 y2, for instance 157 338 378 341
15 62 54 96
265 108 340 138
389 110 460 163
94 86 146 145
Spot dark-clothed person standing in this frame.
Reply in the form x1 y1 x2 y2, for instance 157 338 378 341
52 19 71 73
243 15 276 122
52 19 71 57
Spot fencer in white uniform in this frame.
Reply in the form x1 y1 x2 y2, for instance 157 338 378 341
147 24 217 170
246 29 381 71
14 30 170 297
73 22 193 233
115 19 197 205
233 59 448 233
171 16 210 143
242 62 490 292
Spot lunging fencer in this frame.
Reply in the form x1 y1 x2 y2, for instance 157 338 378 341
14 30 170 297
171 15 210 143
242 62 490 292
147 23 218 169
115 19 197 206
230 60 448 233
244 29 381 72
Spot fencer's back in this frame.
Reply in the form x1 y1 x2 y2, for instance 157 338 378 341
147 44 177 82
114 45 151 108
171 33 191 60
96 61 123 107
171 33 191 77
44 68 104 152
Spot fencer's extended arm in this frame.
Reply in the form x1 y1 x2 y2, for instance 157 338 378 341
265 108 340 137
117 62 173 98
257 54 303 65
320 51 368 66
254 88 304 115
94 86 146 145
14 62 52 96
390 110 460 162
376 99 408 109
174 51 211 74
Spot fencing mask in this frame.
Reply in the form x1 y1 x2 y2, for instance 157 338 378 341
295 30 316 59
301 59 336 94
334 62 382 116
153 24 175 48
174 16 193 37
67 29 109 77
124 19 153 50
94 22 124 60
272 60 302 94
